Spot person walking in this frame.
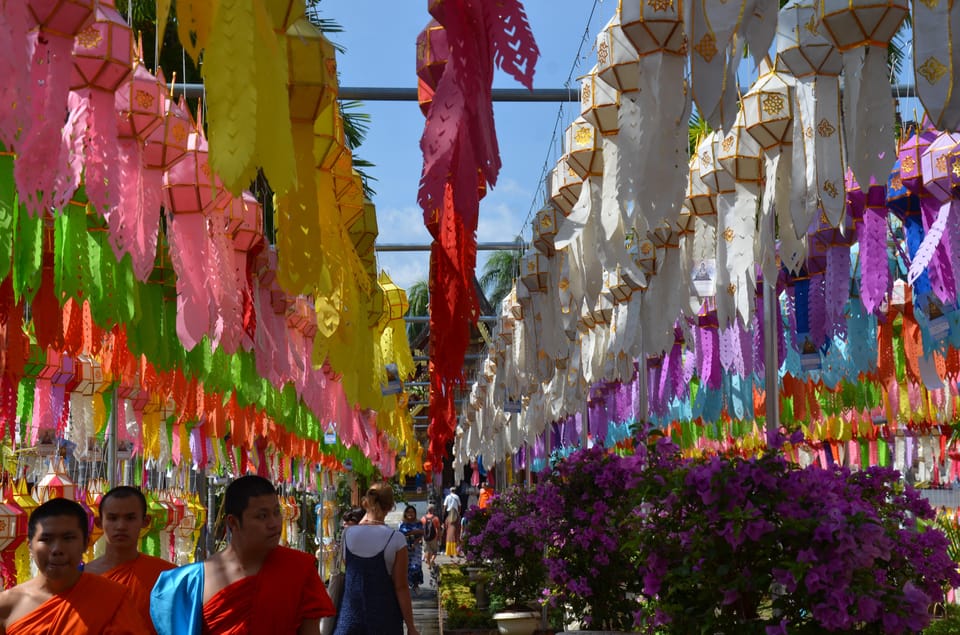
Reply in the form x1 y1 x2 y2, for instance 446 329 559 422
398 505 424 596
442 488 461 557
333 482 420 635
420 505 440 568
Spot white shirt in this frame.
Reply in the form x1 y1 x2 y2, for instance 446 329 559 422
443 492 461 513
342 524 407 574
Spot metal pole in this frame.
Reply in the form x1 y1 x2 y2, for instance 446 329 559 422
175 84 582 103
196 468 208 561
206 476 217 556
107 390 118 489
763 209 780 439
580 400 589 449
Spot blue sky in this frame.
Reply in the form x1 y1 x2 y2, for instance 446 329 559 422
321 0 614 292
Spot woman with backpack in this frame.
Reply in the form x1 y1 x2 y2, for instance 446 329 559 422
420 504 441 567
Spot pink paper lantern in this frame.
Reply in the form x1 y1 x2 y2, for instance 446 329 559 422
233 191 264 252
115 52 164 142
164 109 228 215
143 89 191 170
28 0 93 34
70 0 132 93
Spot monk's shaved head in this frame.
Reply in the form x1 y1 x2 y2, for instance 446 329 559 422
29 498 89 544
224 475 277 522
100 486 147 518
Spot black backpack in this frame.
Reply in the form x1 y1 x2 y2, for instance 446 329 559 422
422 515 438 541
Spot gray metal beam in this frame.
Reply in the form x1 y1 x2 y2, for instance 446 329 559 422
376 241 525 252
405 315 498 323
413 354 485 362
174 84 581 103
173 83 918 102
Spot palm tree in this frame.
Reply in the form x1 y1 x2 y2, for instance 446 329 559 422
479 248 521 309
406 279 429 341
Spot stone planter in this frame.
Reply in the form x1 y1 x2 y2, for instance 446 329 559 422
493 610 541 635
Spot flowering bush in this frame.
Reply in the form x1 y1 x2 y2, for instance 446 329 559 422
463 486 547 608
536 444 652 630
629 439 960 634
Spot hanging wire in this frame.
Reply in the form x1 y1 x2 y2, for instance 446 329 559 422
513 0 605 243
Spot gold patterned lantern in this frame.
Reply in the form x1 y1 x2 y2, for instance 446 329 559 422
698 131 736 195
604 266 639 302
619 0 686 56
565 117 603 179
686 153 716 219
532 205 558 256
74 355 103 397
520 253 550 293
630 236 657 277
717 114 763 184
580 66 620 135
508 284 524 321
115 43 165 142
819 0 907 186
741 61 793 151
777 1 842 78
0 489 26 553
592 288 615 325
550 157 583 216
596 12 641 93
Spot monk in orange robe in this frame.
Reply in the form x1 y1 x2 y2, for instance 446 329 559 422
151 475 334 635
0 498 150 634
86 487 176 633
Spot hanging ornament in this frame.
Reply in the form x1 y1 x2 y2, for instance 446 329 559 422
742 58 794 285
70 0 132 218
912 0 960 131
112 42 166 281
716 111 763 327
14 0 94 216
619 0 689 234
777 1 845 228
818 0 908 187
33 459 77 502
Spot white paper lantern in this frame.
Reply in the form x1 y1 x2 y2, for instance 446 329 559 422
596 13 641 93
565 117 603 179
619 0 686 56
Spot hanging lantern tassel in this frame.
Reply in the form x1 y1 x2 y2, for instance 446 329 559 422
71 0 133 218
742 59 794 288
619 1 689 234
777 0 845 228
819 0 908 188
849 172 889 314
716 112 763 328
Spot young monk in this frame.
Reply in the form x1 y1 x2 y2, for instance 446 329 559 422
151 475 335 634
0 497 150 634
85 486 176 633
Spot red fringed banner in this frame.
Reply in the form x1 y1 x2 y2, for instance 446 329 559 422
417 0 539 471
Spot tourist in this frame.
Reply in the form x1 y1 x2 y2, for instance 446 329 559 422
333 482 420 635
442 487 461 557
398 505 424 595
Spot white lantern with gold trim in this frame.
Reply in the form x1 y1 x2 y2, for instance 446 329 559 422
565 117 603 179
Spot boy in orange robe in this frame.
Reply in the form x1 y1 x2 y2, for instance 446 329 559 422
85 487 176 633
151 475 335 635
0 498 150 634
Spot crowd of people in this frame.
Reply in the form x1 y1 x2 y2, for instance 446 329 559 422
0 477 491 633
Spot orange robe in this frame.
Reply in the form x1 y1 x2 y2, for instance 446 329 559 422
7 573 150 634
100 555 176 634
201 546 334 634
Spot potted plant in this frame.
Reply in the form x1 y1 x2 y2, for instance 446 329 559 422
463 487 547 635
441 564 498 635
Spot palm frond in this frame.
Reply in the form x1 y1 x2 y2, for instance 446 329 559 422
480 249 522 308
406 279 429 340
